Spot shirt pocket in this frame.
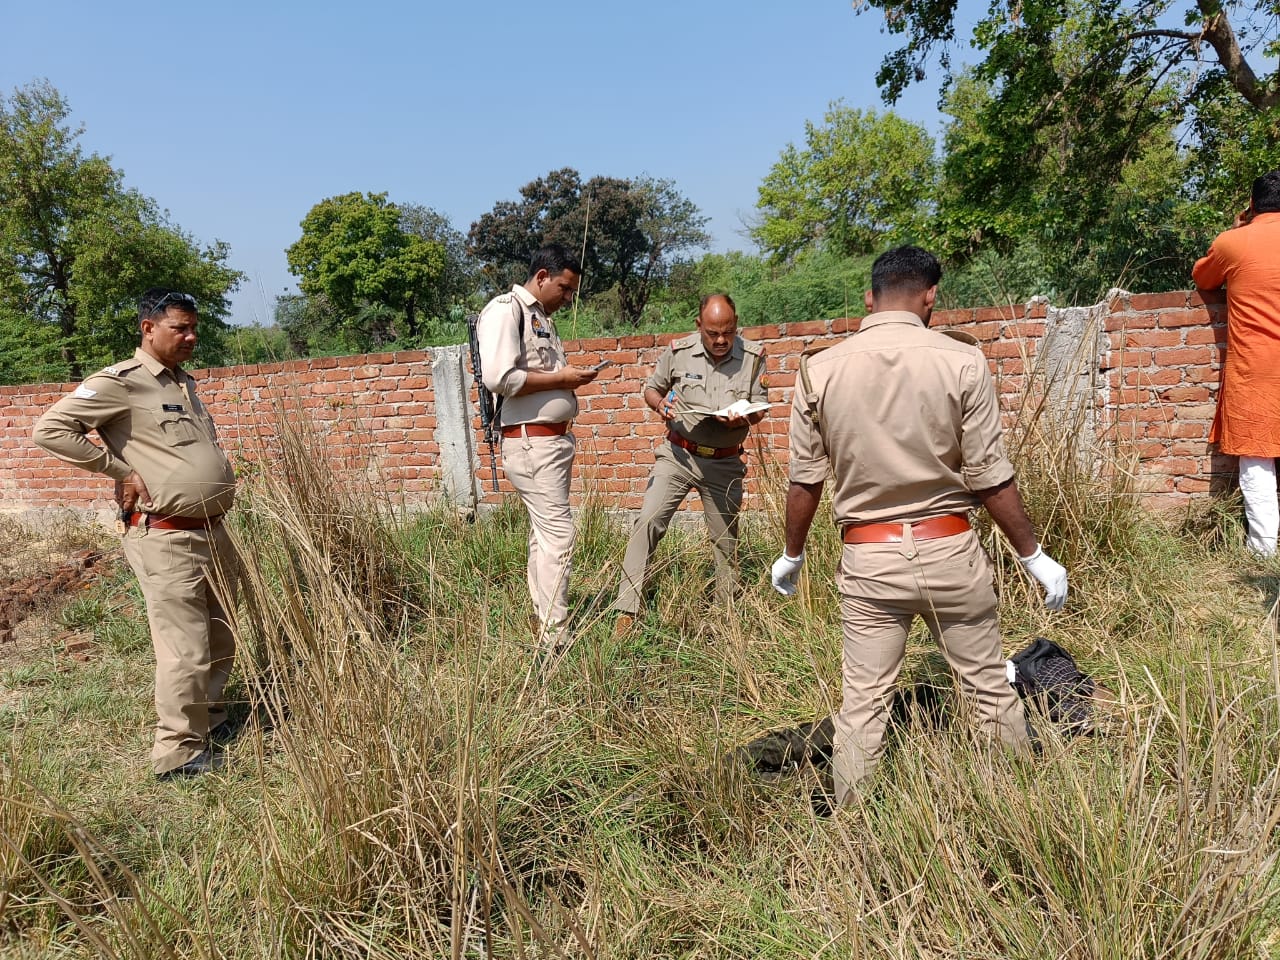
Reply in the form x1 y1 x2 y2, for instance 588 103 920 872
677 372 709 410
155 409 202 446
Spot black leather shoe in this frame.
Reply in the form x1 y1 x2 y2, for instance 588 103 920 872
208 720 235 745
155 749 222 781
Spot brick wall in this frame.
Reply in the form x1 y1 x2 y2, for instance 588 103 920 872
0 291 1229 518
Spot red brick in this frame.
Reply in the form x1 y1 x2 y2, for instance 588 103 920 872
974 306 1014 322
786 320 828 337
1156 310 1211 329
1158 386 1211 403
1126 369 1184 387
1113 312 1158 330
742 324 781 340
966 322 1002 342
931 309 971 326
1144 457 1202 474
986 341 1029 359
1131 292 1190 310
1152 347 1213 365
1184 328 1225 346
1190 288 1227 307
1125 330 1181 348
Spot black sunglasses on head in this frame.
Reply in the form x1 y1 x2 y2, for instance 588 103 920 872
147 292 197 316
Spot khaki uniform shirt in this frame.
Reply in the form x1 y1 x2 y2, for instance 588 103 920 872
33 349 236 519
788 310 1013 524
477 284 577 427
648 334 767 448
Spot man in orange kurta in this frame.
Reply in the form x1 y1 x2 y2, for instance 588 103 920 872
1192 169 1280 556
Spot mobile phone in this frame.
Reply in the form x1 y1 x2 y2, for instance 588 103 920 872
593 359 614 371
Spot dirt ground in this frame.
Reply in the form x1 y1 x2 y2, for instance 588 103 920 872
0 518 120 695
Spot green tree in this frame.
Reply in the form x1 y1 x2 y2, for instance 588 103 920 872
663 249 872 325
285 192 446 350
398 203 480 320
858 0 1277 114
930 67 1206 301
854 0 1279 273
0 80 242 383
468 169 710 326
753 104 937 263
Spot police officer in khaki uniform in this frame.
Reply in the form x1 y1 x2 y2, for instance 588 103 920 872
770 247 1068 807
613 294 767 631
477 245 599 649
33 289 239 780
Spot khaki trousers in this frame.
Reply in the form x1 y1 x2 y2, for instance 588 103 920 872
615 444 744 615
832 528 1029 806
501 432 576 635
123 521 239 775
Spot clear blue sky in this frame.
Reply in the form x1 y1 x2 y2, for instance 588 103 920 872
2 1 962 326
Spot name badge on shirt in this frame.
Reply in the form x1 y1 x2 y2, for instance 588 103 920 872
683 373 704 381
531 315 552 339
162 403 186 412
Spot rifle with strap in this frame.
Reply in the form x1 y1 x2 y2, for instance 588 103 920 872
466 297 526 492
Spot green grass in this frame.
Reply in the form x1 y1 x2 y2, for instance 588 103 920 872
1 407 1279 958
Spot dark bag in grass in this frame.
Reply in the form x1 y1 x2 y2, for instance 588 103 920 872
1009 637 1099 737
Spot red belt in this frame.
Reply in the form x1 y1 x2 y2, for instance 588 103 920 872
667 430 742 460
501 422 570 439
843 513 970 544
128 512 224 531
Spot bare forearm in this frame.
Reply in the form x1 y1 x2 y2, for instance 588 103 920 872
976 478 1037 556
784 481 824 556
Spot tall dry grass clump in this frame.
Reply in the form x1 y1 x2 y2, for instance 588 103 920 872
2 365 1280 957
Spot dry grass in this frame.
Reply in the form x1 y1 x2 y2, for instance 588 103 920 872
1 387 1278 958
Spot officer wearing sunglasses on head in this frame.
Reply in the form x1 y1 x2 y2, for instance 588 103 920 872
34 288 240 781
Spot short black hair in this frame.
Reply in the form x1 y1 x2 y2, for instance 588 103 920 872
528 244 582 280
699 292 736 316
1252 170 1280 214
138 288 198 324
871 246 942 296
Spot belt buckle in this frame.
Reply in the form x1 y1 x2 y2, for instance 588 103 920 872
695 443 715 457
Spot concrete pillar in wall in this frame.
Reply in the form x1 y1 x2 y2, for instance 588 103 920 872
1037 293 1112 457
430 345 480 512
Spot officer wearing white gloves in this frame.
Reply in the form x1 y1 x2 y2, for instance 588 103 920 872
771 246 1069 808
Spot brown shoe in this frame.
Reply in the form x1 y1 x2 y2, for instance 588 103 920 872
614 613 635 639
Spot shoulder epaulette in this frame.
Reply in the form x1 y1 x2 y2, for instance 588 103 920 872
494 293 513 304
671 333 700 349
741 338 764 356
940 330 980 346
798 353 823 428
98 358 144 378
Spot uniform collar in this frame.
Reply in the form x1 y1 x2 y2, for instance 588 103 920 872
512 283 545 315
857 310 927 331
690 335 743 365
133 347 183 379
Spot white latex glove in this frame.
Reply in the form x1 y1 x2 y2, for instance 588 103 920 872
771 552 805 596
1019 545 1068 610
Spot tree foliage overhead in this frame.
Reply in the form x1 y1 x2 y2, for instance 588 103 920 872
859 0 1278 113
468 169 710 326
285 192 446 350
0 80 242 383
753 104 937 262
844 0 1278 301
